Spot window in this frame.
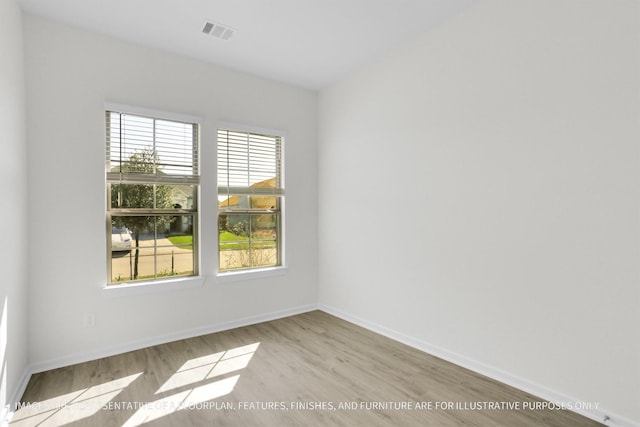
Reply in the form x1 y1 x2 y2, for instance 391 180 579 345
106 107 199 285
217 128 284 272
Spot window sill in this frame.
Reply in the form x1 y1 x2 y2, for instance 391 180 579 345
216 266 288 284
102 276 207 298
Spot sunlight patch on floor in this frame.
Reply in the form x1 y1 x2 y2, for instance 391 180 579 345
122 375 239 427
11 373 142 426
12 342 260 426
123 342 259 426
156 342 259 394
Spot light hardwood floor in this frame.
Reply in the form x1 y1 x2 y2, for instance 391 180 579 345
13 311 603 426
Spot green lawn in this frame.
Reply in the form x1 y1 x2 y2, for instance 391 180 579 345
168 232 275 251
219 231 275 250
219 231 248 243
167 235 193 250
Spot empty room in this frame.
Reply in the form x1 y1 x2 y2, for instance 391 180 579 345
1 0 638 426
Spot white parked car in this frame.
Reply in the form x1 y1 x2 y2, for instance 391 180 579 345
111 227 133 252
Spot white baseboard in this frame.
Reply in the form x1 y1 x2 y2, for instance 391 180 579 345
29 304 317 375
2 366 32 427
318 304 638 427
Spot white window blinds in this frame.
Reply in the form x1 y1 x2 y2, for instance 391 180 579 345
106 111 199 184
217 129 283 196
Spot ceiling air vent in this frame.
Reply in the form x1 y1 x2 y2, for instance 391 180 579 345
202 20 235 40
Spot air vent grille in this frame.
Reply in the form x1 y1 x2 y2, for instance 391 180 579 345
202 21 235 40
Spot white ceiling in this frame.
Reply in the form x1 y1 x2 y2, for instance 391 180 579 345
18 0 476 90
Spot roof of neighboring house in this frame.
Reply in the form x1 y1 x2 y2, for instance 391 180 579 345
219 177 277 209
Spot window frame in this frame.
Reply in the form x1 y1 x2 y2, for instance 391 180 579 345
105 103 202 287
216 123 286 277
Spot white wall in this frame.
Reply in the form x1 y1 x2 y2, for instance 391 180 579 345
0 0 29 419
23 14 318 367
318 0 639 424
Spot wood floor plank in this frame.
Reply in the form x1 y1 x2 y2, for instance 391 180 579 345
13 311 604 426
